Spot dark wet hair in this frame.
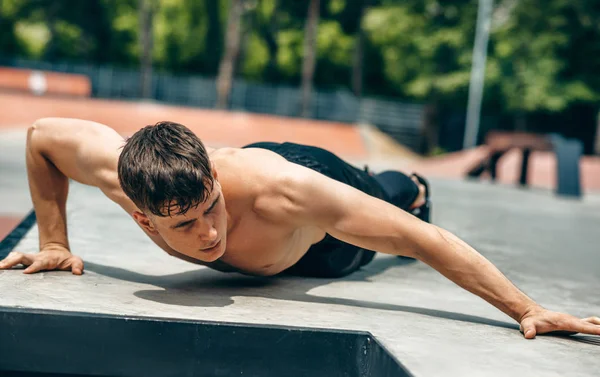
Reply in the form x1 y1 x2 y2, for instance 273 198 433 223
118 121 214 217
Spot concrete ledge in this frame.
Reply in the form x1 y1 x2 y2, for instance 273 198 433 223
0 307 410 377
1 180 599 377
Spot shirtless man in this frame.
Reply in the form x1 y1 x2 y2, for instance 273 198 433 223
1 118 599 339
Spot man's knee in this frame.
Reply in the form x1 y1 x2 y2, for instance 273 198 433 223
373 171 420 210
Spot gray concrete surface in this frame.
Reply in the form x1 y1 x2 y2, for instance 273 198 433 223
1 129 599 376
0 129 30 215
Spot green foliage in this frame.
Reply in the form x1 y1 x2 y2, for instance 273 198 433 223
1 0 599 117
241 31 269 79
363 1 476 100
0 0 25 55
314 20 353 88
276 28 303 79
486 0 600 112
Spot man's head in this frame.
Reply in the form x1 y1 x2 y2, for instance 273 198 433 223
118 121 227 262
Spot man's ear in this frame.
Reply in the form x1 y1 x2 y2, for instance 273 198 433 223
132 211 159 235
210 160 218 180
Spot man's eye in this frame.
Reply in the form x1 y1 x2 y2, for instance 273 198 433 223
205 200 218 215
177 221 194 229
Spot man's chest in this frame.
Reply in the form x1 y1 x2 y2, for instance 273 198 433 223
221 213 325 276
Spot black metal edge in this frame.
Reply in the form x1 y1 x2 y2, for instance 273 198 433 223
0 210 36 259
0 306 413 377
0 306 390 377
369 335 415 377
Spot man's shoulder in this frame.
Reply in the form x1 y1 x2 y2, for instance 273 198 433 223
216 145 339 202
214 147 296 208
215 147 299 185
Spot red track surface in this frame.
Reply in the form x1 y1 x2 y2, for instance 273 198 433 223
0 67 91 97
0 91 367 158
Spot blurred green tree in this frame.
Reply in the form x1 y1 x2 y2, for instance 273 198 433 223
2 0 600 151
0 0 28 56
300 0 320 117
216 0 244 109
139 0 156 98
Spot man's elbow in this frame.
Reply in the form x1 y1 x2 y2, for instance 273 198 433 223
406 223 447 261
28 118 65 153
27 119 48 151
30 117 61 134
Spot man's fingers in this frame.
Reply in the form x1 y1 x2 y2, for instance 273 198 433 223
523 312 600 338
70 257 84 275
520 318 537 339
575 323 600 336
59 256 84 275
553 318 600 337
0 250 83 275
524 328 537 339
582 316 600 326
23 260 46 274
576 320 600 336
0 251 32 269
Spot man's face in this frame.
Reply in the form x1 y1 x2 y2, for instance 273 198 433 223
135 182 228 263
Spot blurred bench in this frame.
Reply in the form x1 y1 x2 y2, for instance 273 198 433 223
0 67 91 97
467 131 583 197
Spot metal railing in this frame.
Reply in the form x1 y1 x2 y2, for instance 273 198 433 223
1 57 425 151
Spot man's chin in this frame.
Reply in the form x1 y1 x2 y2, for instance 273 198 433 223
200 241 226 262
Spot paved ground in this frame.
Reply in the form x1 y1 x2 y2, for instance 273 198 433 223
0 128 31 240
1 126 599 376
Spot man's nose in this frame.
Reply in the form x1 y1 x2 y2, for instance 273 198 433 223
198 222 218 241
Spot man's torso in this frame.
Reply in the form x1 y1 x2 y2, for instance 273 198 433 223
172 146 328 276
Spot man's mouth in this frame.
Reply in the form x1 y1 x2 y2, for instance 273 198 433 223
201 239 221 252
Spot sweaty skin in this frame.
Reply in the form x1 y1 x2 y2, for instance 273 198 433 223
1 118 599 340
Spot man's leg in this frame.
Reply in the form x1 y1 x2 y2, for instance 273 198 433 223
372 171 430 221
409 176 428 209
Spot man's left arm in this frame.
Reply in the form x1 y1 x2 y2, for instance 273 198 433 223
280 166 600 338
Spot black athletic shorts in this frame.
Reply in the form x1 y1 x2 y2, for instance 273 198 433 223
243 141 419 278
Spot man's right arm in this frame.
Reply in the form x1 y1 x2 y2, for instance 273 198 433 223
0 118 184 273
28 118 126 248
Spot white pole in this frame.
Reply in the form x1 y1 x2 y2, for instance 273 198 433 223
464 0 494 149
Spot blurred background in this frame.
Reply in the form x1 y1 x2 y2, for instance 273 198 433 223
1 0 600 237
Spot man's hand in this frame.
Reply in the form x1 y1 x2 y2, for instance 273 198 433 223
0 245 83 275
519 306 600 339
